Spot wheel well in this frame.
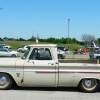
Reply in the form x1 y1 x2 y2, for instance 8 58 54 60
0 72 17 85
78 78 100 86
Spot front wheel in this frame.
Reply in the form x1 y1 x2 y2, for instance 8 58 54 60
79 78 99 93
0 73 13 90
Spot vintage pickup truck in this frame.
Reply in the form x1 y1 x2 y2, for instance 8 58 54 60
0 44 100 93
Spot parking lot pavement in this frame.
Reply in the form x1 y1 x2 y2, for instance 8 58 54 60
66 54 89 59
0 87 100 100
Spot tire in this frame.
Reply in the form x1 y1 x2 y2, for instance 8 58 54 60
0 73 13 90
79 78 99 93
18 50 22 53
96 56 100 59
12 54 16 57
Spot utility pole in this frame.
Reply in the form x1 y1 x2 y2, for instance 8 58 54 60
68 18 70 49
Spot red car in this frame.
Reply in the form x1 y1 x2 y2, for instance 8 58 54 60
74 49 88 54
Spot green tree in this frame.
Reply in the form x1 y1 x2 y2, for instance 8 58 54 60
18 38 26 41
97 38 100 44
72 38 77 43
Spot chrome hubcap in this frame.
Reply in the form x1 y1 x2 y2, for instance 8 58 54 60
85 79 92 87
0 76 7 85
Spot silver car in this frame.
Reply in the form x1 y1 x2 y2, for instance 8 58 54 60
0 48 19 57
57 49 66 59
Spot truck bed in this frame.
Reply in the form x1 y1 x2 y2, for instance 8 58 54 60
58 59 100 64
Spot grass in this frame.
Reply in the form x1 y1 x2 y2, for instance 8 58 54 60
0 40 85 50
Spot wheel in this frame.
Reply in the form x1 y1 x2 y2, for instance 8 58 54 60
0 73 13 90
18 49 23 53
96 56 100 59
12 54 16 57
18 50 22 53
79 78 99 92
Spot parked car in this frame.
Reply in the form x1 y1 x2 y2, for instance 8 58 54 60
57 49 66 59
74 49 88 54
17 46 28 52
0 48 19 57
4 45 12 49
0 44 12 49
57 46 68 52
89 51 100 59
0 44 5 48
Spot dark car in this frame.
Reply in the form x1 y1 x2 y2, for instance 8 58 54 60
57 46 68 52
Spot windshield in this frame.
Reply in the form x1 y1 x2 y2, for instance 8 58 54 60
7 49 12 52
21 47 30 59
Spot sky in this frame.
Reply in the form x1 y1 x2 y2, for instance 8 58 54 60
0 0 100 41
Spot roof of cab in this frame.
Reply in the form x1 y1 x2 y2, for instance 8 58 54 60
28 44 57 47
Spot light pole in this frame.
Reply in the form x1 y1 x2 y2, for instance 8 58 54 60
68 18 70 49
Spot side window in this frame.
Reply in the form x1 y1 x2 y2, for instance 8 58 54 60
0 49 7 52
3 49 7 52
29 48 52 60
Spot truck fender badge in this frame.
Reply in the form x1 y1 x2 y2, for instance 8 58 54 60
16 73 20 77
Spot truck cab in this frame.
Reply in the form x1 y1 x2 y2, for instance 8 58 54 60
20 44 58 86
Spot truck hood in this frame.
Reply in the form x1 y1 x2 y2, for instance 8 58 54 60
0 58 20 68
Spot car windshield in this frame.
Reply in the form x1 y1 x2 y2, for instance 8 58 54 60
57 47 64 50
21 47 30 59
7 49 12 52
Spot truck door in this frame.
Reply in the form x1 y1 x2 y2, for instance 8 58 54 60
23 47 56 86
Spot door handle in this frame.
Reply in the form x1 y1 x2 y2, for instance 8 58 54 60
48 63 54 65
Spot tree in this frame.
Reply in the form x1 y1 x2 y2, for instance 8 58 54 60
81 34 96 46
72 38 77 43
0 37 3 41
18 38 26 41
97 38 100 44
28 36 36 41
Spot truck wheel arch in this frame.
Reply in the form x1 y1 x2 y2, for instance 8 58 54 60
0 72 18 87
78 78 99 92
0 72 14 90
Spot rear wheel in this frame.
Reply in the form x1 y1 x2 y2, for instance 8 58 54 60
79 78 99 92
0 73 13 90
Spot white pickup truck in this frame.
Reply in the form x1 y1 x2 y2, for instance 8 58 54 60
0 44 100 92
